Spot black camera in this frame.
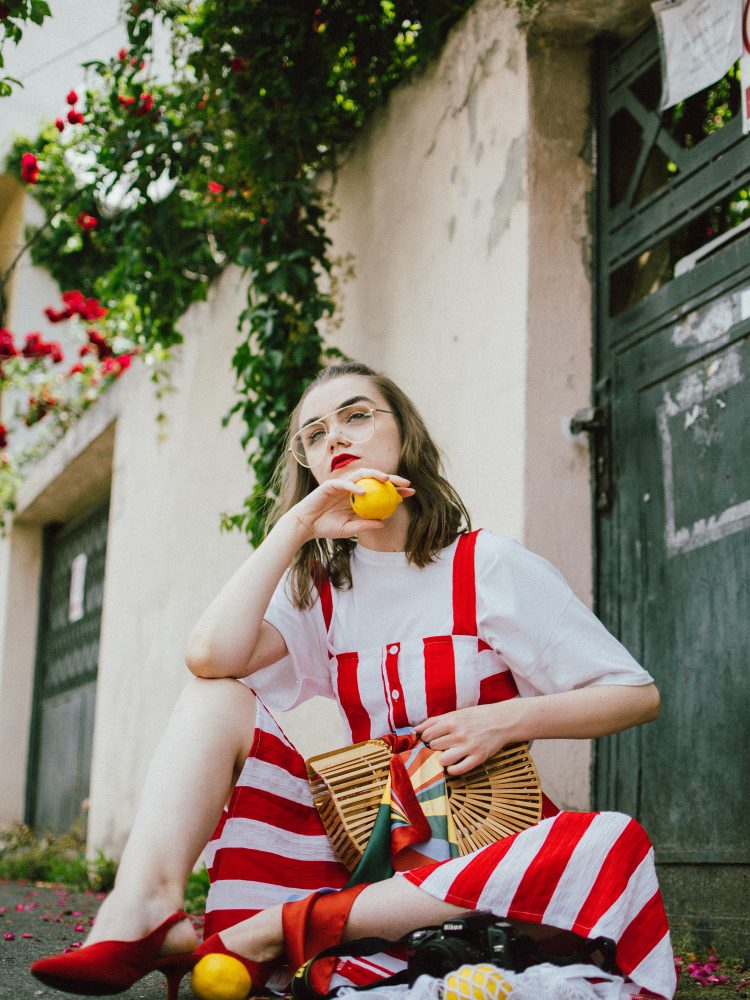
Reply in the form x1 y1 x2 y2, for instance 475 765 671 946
405 912 617 985
406 912 522 983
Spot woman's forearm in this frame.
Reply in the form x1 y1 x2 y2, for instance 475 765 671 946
184 512 309 678
417 683 660 775
509 682 661 742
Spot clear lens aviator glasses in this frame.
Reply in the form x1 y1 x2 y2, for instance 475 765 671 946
289 403 392 468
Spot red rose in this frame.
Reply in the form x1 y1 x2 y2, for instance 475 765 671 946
20 152 40 184
61 290 85 309
87 329 114 359
55 117 65 133
101 354 132 376
0 328 17 358
67 109 85 125
207 180 223 194
49 341 64 363
0 424 7 449
68 362 85 375
44 306 71 323
66 89 78 105
118 94 136 108
22 332 45 358
76 212 98 231
118 48 128 61
135 92 154 116
78 297 107 321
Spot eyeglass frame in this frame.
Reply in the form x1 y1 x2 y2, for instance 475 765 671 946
288 402 394 468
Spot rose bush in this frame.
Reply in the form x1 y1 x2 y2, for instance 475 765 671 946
3 0 481 540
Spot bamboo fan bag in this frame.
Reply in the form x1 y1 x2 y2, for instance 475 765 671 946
305 739 542 872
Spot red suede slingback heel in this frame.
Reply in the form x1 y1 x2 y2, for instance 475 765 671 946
30 910 196 999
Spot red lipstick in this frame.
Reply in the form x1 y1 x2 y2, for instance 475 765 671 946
331 453 359 471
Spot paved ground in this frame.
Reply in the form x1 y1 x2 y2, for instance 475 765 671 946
0 881 203 999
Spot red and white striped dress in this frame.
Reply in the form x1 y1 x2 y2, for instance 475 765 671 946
204 531 676 999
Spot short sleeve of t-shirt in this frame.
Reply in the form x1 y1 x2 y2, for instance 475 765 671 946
244 571 334 711
474 531 653 696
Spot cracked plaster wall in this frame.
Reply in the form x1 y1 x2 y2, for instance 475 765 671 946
323 0 531 541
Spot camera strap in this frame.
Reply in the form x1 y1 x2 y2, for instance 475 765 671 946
290 934 411 1000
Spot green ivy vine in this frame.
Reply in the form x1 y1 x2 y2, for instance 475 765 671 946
0 0 52 96
5 1 486 543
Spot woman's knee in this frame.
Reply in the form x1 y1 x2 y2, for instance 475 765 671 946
178 674 257 709
174 676 257 758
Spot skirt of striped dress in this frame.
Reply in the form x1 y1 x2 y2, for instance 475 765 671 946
203 701 676 1000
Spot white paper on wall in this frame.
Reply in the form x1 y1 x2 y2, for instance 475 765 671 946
68 553 88 623
652 0 742 109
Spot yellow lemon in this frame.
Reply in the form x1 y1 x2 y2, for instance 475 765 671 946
444 963 513 1000
190 953 253 1000
349 477 403 520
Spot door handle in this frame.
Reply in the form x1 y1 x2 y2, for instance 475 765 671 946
570 407 607 435
569 407 613 512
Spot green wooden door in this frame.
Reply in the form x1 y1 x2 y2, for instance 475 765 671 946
593 26 750 951
26 500 110 833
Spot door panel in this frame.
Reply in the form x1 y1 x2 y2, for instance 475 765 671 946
27 500 109 832
621 286 750 862
594 22 750 951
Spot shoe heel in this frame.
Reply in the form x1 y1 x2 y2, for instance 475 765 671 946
158 953 197 1000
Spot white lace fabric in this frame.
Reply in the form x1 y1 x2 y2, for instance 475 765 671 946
337 962 631 1000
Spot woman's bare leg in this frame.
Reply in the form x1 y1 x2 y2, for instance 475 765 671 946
218 877 571 962
85 677 257 953
218 878 470 961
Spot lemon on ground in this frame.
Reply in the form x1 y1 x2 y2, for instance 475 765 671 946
444 963 514 1000
349 477 403 520
190 952 253 1000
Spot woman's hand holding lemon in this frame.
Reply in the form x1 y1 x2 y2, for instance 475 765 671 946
349 477 404 520
289 470 413 541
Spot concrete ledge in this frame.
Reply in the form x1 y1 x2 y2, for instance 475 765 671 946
14 382 121 526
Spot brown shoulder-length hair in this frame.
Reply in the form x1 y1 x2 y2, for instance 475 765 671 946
265 362 472 609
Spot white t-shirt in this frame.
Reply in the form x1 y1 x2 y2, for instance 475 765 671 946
248 531 652 714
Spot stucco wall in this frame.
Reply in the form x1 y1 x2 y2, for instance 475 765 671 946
323 0 530 539
522 43 595 807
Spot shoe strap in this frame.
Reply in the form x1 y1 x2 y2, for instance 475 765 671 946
145 910 189 948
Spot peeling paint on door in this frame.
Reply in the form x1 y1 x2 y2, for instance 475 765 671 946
658 344 750 555
670 288 750 350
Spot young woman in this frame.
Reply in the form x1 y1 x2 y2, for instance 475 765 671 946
31 362 676 1000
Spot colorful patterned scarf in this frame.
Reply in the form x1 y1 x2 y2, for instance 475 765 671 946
346 732 459 886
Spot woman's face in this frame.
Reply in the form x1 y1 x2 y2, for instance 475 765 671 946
296 374 402 485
